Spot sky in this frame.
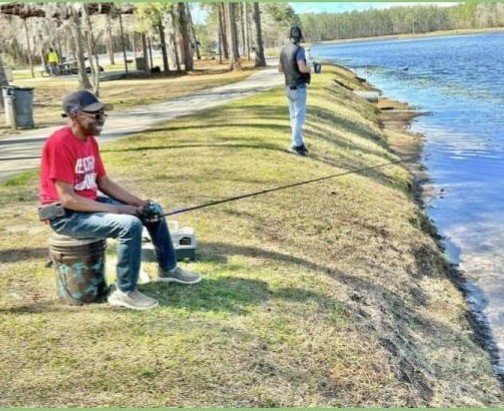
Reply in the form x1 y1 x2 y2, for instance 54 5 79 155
192 2 457 24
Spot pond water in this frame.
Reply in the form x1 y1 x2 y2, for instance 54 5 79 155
313 32 504 373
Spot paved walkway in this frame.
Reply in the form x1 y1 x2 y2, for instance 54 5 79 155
0 62 282 183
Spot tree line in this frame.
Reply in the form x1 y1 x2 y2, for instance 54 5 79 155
1 2 298 107
301 3 504 42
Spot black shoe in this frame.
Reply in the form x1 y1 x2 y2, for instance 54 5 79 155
290 145 307 156
298 144 309 155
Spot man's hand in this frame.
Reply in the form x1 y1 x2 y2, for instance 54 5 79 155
115 204 140 215
137 199 152 208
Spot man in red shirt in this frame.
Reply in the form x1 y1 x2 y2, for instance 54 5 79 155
39 90 201 310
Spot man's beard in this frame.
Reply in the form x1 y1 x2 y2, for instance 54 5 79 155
83 121 105 136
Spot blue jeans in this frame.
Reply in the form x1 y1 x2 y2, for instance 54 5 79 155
50 197 177 292
286 86 307 147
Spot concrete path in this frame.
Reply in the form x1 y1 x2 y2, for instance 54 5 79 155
0 62 282 183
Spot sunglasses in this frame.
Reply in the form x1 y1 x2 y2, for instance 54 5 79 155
80 110 108 120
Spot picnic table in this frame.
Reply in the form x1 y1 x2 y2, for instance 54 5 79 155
40 61 78 77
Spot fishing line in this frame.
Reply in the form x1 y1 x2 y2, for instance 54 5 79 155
163 159 403 217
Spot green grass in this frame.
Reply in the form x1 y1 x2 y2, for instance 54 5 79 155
1 170 37 187
0 65 502 407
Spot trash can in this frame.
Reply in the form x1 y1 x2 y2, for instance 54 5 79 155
2 86 34 129
135 57 146 71
314 62 322 74
49 233 108 305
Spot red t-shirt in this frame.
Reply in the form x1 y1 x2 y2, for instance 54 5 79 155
39 126 106 204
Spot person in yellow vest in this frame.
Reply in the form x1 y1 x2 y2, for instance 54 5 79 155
47 48 59 76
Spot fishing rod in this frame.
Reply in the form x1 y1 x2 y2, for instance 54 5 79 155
139 159 403 223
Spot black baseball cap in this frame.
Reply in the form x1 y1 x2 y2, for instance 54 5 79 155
289 26 304 41
62 90 113 117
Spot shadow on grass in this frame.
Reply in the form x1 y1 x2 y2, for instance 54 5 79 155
102 141 285 155
199 241 340 277
0 247 47 263
307 105 386 148
142 276 269 315
143 276 344 317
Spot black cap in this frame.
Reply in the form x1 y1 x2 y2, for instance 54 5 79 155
289 26 303 42
62 90 113 117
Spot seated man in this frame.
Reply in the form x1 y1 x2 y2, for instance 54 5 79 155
39 90 201 311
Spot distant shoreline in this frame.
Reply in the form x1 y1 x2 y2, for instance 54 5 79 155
314 27 504 46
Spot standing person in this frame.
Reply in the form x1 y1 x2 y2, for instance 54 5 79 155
279 26 311 156
39 90 201 311
250 46 257 63
47 48 59 76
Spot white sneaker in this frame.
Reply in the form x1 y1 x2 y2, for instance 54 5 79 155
107 288 159 310
157 266 202 284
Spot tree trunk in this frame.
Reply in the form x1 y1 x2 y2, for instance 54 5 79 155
131 33 137 60
0 52 9 109
106 13 115 65
158 21 170 76
164 12 175 70
229 3 240 58
71 8 92 89
246 3 254 60
147 36 154 70
22 19 35 78
244 3 251 61
226 3 241 70
118 12 128 73
219 3 229 60
57 36 64 64
186 5 201 60
37 34 45 69
240 3 248 59
168 8 182 72
252 3 266 67
82 4 100 96
177 3 193 71
217 10 223 64
141 33 149 75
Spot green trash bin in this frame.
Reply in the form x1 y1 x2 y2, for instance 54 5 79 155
135 57 146 71
2 86 35 129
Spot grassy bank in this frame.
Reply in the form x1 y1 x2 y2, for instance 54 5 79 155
0 65 502 406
